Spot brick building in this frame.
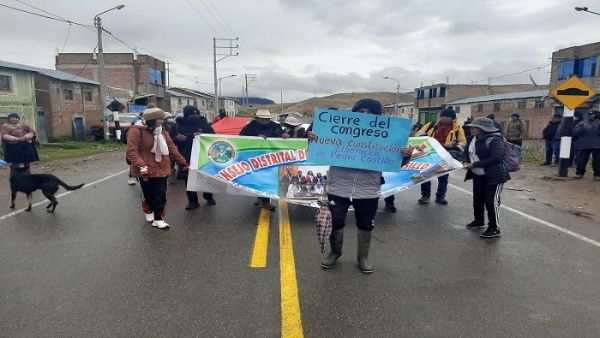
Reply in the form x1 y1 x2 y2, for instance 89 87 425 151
55 53 166 109
447 90 553 138
550 41 600 113
0 59 101 141
383 102 416 122
414 83 542 124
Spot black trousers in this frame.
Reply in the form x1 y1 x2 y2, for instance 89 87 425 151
328 194 379 232
472 175 503 228
139 177 168 220
184 174 214 204
576 148 600 177
507 139 522 147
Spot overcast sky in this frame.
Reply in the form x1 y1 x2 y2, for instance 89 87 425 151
1 0 599 102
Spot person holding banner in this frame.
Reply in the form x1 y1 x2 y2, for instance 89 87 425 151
310 98 413 273
414 107 466 205
174 105 217 209
463 117 510 238
127 108 189 229
239 109 286 210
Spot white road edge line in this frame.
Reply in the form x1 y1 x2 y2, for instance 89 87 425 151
449 183 600 248
0 169 129 222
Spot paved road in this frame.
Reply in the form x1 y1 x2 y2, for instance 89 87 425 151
1 162 599 337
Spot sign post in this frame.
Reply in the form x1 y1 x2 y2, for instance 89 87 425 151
550 75 596 177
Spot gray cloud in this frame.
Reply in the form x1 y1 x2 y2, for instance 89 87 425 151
1 0 597 102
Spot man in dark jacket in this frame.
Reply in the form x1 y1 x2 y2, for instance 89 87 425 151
541 113 562 165
463 117 510 238
486 114 503 134
239 109 285 210
174 105 217 209
573 110 600 180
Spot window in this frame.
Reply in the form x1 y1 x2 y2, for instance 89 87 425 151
535 100 545 108
455 106 460 114
64 89 74 101
177 98 182 105
517 100 526 109
84 90 93 102
493 102 501 112
477 104 483 112
148 68 164 85
0 74 13 92
558 56 598 80
439 86 446 97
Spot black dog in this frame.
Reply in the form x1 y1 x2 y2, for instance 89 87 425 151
10 171 84 213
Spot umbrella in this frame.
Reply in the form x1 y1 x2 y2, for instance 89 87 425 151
212 117 250 135
315 196 332 253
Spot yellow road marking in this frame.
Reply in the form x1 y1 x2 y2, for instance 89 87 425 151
279 200 304 338
250 208 270 268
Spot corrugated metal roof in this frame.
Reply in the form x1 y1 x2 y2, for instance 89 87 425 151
383 102 414 108
447 90 548 105
166 89 193 98
0 59 99 85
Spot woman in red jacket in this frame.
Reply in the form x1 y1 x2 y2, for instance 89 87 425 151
126 108 189 229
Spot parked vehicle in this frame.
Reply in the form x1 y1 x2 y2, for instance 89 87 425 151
91 113 138 140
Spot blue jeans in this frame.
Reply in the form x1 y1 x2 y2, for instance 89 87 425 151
545 140 560 164
421 174 449 199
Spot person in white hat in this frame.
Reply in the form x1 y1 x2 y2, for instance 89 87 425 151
282 116 307 138
239 109 287 210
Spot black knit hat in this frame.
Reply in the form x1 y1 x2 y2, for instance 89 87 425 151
7 112 20 120
351 98 382 115
440 107 456 119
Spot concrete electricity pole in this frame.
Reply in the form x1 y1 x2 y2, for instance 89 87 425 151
94 4 125 141
244 73 257 108
383 76 400 116
213 38 238 120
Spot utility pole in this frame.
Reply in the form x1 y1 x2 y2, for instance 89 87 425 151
95 16 109 140
94 4 125 141
383 76 400 116
213 37 238 120
166 61 170 87
244 73 257 109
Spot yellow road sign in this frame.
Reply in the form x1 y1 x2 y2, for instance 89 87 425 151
551 75 596 110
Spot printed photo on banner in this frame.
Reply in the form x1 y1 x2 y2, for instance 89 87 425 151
308 108 413 172
279 165 328 199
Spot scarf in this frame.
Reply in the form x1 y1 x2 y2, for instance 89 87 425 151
150 126 169 162
0 121 27 138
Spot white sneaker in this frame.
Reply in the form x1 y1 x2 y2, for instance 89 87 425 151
128 177 136 185
145 213 154 222
152 220 170 229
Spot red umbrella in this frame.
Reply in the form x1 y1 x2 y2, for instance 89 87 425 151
212 117 250 135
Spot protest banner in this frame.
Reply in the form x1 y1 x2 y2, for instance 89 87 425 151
307 108 412 172
187 135 462 207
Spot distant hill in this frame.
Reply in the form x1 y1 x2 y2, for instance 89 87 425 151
257 92 413 117
231 97 275 105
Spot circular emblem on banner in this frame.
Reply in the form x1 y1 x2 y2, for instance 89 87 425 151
207 141 236 164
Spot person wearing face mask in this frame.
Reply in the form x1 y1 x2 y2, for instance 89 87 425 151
308 98 413 273
126 108 189 229
413 107 466 205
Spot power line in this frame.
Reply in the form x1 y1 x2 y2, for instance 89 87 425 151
472 63 551 84
61 22 72 53
184 0 220 35
206 0 236 36
0 2 93 28
198 0 229 36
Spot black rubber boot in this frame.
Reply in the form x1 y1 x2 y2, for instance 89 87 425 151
357 230 373 273
320 230 343 269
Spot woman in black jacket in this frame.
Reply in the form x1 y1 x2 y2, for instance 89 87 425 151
463 117 510 238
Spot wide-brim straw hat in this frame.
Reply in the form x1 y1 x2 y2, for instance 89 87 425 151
284 116 302 126
465 117 499 132
255 109 272 119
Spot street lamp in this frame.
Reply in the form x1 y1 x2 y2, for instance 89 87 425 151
383 76 400 116
94 4 125 141
575 6 600 15
218 74 236 96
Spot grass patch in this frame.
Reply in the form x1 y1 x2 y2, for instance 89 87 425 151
522 145 545 164
1 140 125 163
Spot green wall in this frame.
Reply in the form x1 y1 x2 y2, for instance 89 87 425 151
0 68 37 130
